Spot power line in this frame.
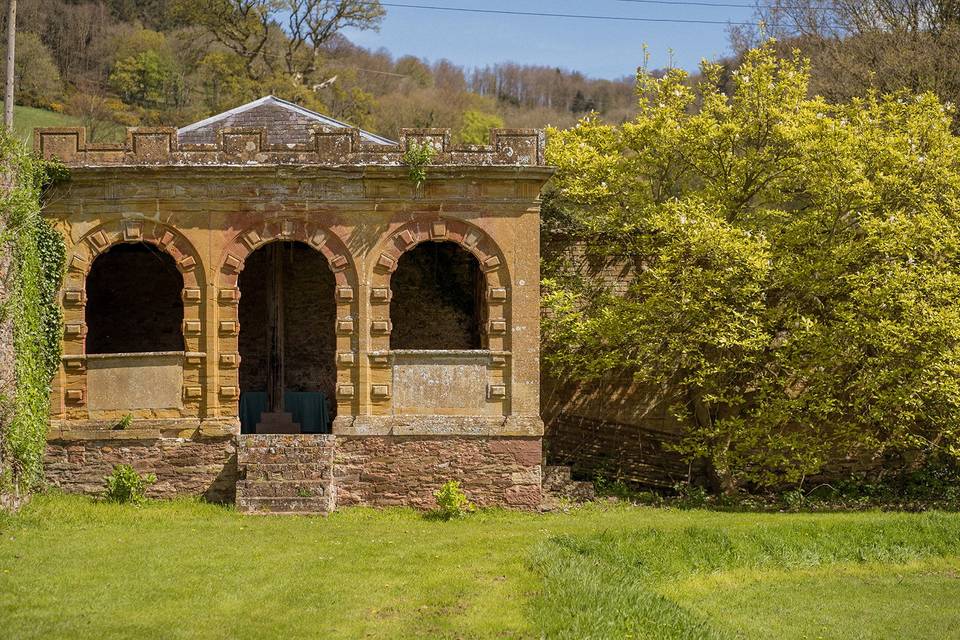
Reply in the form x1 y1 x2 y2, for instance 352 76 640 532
608 0 834 10
376 2 778 26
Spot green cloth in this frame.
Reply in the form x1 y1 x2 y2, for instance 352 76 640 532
239 391 330 434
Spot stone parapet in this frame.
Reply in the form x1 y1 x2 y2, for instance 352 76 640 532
35 127 546 168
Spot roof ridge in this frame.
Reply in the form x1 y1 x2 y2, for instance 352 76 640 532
177 95 395 145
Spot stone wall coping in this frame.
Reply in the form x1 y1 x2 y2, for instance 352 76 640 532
35 126 548 168
332 415 544 437
48 418 237 441
49 164 555 182
65 351 207 361
384 349 510 356
373 349 512 366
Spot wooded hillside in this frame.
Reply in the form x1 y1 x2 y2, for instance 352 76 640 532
1 0 636 141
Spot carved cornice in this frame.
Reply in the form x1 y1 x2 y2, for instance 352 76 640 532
35 126 547 168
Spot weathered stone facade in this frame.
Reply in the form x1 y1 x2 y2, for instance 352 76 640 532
36 96 551 511
45 429 237 502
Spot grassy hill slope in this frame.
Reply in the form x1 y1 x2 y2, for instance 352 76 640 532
11 105 83 145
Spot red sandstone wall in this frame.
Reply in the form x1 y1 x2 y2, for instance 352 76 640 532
44 436 238 503
389 243 484 350
238 242 338 401
44 435 543 510
335 436 542 509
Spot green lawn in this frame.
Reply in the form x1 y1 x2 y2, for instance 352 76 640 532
10 105 125 145
10 105 82 145
2 495 960 639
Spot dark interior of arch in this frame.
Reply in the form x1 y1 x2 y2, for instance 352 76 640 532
390 241 484 350
85 243 185 354
238 241 337 429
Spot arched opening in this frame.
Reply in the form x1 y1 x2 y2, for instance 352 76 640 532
238 241 337 434
86 243 184 354
390 242 485 350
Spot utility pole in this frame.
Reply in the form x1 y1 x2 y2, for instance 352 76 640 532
4 0 15 131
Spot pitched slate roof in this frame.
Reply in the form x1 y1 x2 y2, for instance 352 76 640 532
177 95 395 146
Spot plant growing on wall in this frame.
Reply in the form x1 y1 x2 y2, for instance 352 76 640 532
544 42 960 492
432 480 475 519
402 140 437 189
0 131 67 496
103 464 156 505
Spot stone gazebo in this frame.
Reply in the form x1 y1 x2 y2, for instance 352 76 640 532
38 96 552 512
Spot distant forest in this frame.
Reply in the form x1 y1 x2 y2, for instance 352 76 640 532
4 1 958 142
0 0 637 142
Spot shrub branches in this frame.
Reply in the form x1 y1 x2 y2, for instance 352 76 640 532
544 42 960 491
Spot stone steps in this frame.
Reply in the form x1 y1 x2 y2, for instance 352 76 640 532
235 495 333 514
236 434 336 514
542 465 596 504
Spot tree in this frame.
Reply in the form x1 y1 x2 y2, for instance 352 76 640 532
544 43 960 491
1 31 61 109
173 0 384 80
457 110 503 145
282 0 384 76
737 1 960 124
109 50 180 108
65 89 113 142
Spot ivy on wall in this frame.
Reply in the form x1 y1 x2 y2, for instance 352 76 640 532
0 131 66 493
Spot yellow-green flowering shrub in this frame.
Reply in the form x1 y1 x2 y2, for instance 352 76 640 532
544 42 960 491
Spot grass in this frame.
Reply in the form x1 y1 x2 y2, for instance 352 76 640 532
10 105 125 145
10 105 81 145
2 494 960 639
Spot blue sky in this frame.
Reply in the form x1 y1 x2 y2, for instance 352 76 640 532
341 1 758 79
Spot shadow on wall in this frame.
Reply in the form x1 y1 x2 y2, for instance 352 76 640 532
390 241 485 350
85 243 185 354
540 235 695 488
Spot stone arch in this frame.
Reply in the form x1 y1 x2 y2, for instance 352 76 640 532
215 218 359 419
368 218 511 354
59 219 206 412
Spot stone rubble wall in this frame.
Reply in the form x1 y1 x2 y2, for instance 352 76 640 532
541 236 697 488
43 433 543 510
44 434 238 503
335 436 542 509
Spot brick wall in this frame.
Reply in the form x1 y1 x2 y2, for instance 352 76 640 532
238 241 337 403
390 242 483 350
85 243 185 354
